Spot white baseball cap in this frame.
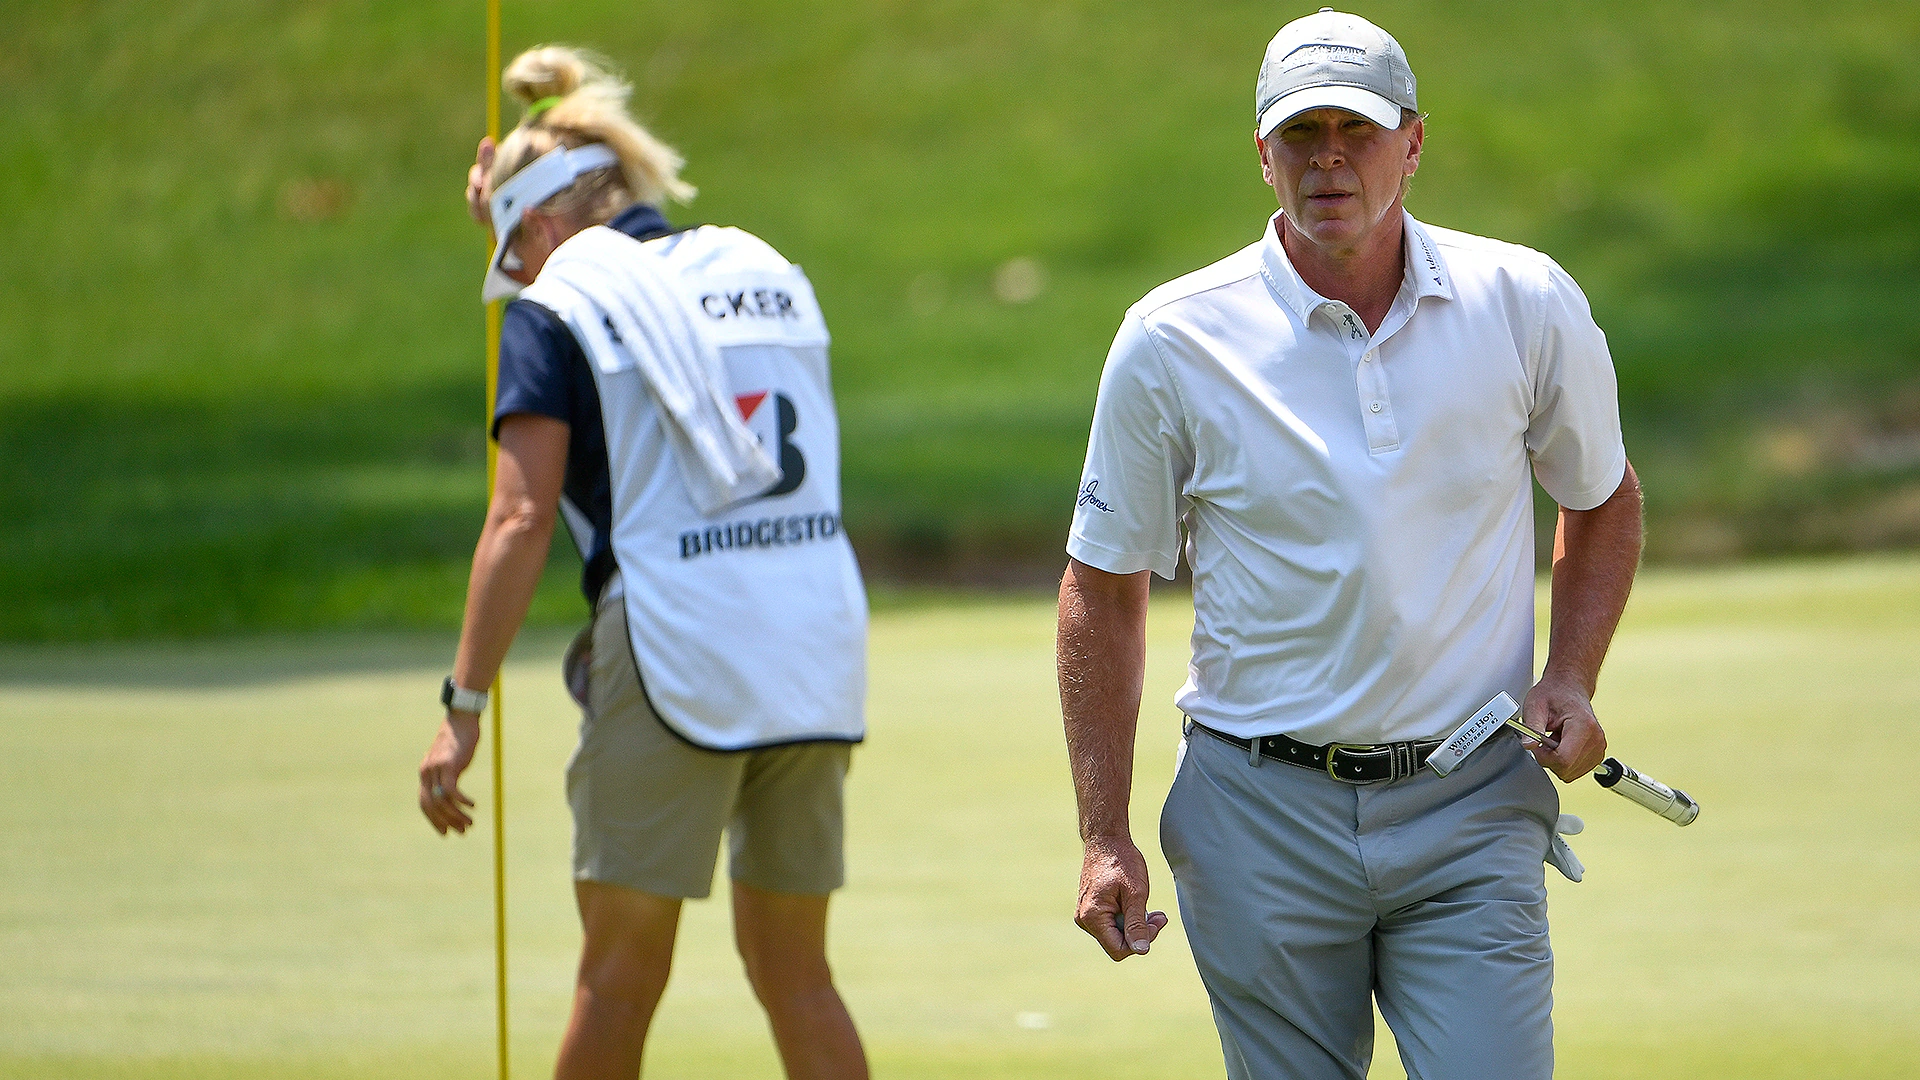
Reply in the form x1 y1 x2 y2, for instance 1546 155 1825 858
1255 8 1418 138
481 142 621 302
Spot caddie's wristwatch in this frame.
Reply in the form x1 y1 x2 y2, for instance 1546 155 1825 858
441 676 490 715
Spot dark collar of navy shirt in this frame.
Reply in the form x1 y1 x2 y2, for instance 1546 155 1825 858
609 202 674 243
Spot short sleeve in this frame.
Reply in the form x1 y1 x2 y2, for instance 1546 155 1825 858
493 299 580 438
1526 260 1627 511
1066 312 1193 579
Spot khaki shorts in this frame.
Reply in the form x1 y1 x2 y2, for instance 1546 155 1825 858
563 584 850 899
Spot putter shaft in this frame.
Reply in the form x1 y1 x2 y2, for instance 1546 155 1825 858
1503 714 1556 747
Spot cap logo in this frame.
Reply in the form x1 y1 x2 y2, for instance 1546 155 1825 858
1283 42 1368 69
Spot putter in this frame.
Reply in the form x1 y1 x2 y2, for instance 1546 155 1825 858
1430 694 1703 826
1425 692 1523 777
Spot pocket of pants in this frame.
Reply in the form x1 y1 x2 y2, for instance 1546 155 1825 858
563 622 593 709
1514 737 1562 824
1498 737 1562 865
1160 731 1196 874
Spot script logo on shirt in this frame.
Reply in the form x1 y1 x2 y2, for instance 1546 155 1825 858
1077 479 1116 513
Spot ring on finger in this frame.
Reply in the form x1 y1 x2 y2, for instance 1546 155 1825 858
431 783 446 800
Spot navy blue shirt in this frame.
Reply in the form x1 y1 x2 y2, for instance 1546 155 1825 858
493 203 677 606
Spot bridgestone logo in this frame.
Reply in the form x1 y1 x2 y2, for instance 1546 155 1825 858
679 512 841 559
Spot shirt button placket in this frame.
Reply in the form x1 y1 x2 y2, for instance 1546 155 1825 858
1358 346 1398 452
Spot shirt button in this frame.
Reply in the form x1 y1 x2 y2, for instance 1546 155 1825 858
1370 402 1383 413
1363 352 1374 363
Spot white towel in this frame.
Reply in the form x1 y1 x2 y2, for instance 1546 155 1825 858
520 226 781 514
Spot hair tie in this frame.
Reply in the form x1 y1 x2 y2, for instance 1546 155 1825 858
524 95 563 124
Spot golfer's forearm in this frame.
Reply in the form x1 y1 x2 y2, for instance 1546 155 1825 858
1058 561 1150 841
1061 676 1142 841
451 504 557 696
1544 462 1643 696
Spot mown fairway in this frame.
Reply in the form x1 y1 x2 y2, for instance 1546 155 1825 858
4 555 1919 1078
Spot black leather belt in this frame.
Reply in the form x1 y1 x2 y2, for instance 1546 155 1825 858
1189 719 1442 784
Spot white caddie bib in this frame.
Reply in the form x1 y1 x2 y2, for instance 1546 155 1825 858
527 225 867 750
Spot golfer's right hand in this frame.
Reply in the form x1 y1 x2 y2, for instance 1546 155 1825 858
419 714 481 835
465 136 496 227
1075 835 1169 961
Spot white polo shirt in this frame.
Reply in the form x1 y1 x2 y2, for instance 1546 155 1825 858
1068 210 1626 745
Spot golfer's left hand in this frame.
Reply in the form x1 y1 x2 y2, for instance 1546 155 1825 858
1520 674 1607 782
419 714 481 835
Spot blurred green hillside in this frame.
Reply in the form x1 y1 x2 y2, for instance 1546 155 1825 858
4 0 1918 639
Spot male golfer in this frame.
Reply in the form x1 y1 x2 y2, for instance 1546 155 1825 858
1058 9 1642 1078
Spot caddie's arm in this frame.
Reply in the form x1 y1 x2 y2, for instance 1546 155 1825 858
1525 459 1644 782
1058 557 1170 961
418 413 570 834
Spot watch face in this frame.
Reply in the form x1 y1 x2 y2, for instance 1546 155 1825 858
440 677 455 708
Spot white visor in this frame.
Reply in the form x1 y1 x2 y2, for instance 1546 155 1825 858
1257 84 1403 138
481 143 621 302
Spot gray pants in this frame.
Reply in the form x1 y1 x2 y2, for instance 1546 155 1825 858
1160 725 1559 1080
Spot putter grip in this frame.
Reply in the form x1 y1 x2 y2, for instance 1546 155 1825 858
1594 757 1699 826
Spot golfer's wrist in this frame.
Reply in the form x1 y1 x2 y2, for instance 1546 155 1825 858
1539 656 1598 685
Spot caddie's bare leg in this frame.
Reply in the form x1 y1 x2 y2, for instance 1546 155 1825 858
732 881 869 1080
554 880 682 1080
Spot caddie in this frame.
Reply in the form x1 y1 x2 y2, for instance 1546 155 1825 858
416 45 869 1080
1057 9 1643 1078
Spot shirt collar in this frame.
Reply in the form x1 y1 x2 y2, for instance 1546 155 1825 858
609 202 674 243
1401 213 1454 303
1259 209 1455 324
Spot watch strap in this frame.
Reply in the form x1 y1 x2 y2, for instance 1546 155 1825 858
441 676 490 715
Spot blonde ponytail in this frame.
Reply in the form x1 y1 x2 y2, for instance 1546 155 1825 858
488 45 695 225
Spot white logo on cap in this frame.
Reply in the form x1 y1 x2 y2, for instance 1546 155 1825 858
1285 42 1368 68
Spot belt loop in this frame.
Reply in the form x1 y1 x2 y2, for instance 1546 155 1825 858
1249 735 1263 768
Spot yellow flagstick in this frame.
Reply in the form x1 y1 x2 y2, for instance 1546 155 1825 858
484 1 510 1078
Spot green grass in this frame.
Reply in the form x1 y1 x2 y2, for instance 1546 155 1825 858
3 555 1918 1077
3 1 1919 637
